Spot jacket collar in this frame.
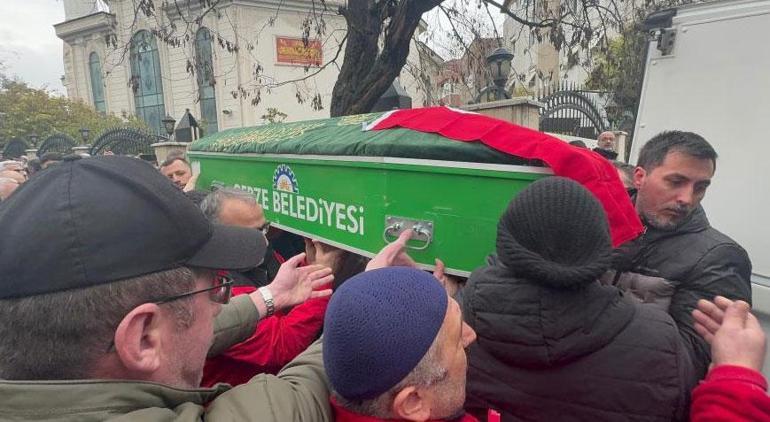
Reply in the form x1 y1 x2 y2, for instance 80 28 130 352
330 397 479 422
629 192 711 243
0 378 230 416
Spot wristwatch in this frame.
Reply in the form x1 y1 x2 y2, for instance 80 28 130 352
258 286 275 317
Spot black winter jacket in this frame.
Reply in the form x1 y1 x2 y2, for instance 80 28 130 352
462 261 696 422
608 205 752 380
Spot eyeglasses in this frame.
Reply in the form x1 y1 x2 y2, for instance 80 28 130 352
154 274 234 305
104 274 233 353
258 221 271 235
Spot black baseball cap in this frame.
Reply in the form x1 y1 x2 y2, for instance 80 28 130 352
0 155 266 299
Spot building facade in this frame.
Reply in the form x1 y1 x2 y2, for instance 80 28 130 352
433 38 504 107
502 0 636 93
55 0 438 135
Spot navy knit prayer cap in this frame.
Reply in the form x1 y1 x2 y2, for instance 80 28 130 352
323 266 449 401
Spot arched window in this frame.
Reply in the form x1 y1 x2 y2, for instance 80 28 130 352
88 52 106 113
195 28 218 134
130 30 166 134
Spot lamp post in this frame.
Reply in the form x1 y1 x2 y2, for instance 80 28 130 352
488 47 514 91
604 98 620 130
474 47 514 103
152 114 185 165
72 127 92 156
79 127 91 145
162 115 176 140
28 133 39 146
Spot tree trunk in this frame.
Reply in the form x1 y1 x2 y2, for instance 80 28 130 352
330 0 443 117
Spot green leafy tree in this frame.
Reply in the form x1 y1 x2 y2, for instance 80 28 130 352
0 75 146 148
585 24 648 132
586 1 700 134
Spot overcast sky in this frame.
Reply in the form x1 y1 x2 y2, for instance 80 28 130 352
0 0 66 93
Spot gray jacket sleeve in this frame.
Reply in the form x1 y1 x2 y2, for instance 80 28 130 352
204 339 332 421
669 243 752 379
209 295 259 357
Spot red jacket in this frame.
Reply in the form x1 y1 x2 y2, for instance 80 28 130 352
691 365 770 421
331 398 480 422
201 284 329 387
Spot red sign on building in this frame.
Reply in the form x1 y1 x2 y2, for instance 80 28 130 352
275 37 322 66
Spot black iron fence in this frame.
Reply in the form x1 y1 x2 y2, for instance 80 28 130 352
537 82 608 140
1 138 28 159
38 134 76 156
89 127 164 160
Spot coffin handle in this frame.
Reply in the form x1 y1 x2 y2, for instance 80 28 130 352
382 217 433 251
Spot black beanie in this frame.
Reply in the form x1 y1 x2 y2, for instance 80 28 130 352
496 176 611 288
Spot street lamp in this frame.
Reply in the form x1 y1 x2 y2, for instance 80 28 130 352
604 98 620 129
474 47 514 103
71 126 93 156
162 115 176 139
79 127 91 144
487 47 514 90
28 133 39 146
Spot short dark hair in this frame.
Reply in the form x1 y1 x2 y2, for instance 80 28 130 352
569 140 587 148
160 156 190 169
0 267 196 380
637 131 717 171
333 251 370 291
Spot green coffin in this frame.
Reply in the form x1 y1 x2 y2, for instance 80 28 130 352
188 112 550 276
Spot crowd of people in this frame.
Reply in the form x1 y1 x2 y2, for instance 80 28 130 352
0 129 767 421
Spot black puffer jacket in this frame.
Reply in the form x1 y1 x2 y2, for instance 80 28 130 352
609 205 752 380
462 258 696 422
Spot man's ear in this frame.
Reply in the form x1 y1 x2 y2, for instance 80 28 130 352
392 386 431 422
113 303 165 375
633 166 646 189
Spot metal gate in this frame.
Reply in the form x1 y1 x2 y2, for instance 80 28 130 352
89 127 162 159
2 138 28 159
538 84 607 139
38 134 76 156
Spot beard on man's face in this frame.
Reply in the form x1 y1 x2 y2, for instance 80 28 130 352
427 370 468 421
640 202 693 231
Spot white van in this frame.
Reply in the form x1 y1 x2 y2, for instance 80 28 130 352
631 0 770 375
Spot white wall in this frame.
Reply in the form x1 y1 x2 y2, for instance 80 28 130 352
60 0 433 130
631 0 770 279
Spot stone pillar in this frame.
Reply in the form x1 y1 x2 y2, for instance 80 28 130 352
461 98 544 129
151 141 189 165
25 149 38 160
71 146 91 156
615 131 629 163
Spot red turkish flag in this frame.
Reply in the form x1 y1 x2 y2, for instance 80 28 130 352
366 106 643 247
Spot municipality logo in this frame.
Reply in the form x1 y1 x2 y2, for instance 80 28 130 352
273 164 299 193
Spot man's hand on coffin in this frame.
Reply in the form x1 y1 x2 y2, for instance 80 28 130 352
366 229 417 271
304 238 345 273
255 252 334 311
